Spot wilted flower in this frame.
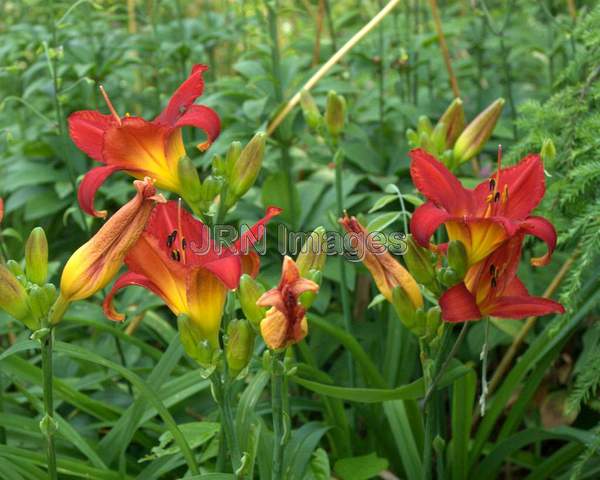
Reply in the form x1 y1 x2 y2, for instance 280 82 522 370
69 64 221 217
256 256 319 350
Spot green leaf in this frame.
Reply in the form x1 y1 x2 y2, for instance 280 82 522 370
310 448 331 480
383 401 423 479
334 453 389 480
141 422 220 462
261 172 301 226
284 423 330 480
368 194 398 213
451 368 476 480
366 212 401 232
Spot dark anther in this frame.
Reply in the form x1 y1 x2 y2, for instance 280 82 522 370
491 277 497 288
494 191 501 202
167 230 178 248
171 250 181 262
182 238 187 250
490 264 496 276
489 178 496 191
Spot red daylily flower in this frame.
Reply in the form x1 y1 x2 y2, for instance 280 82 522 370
409 148 557 267
256 256 319 350
439 235 564 322
103 201 281 347
69 64 221 218
0 198 4 224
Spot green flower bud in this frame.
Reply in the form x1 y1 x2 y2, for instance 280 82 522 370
447 240 468 280
0 264 35 329
178 315 219 370
406 128 419 147
295 226 327 277
430 121 448 156
25 227 48 285
43 283 58 306
392 285 418 332
28 284 50 323
453 98 504 164
324 91 346 138
441 267 460 288
404 236 436 285
299 270 321 309
229 132 266 200
426 306 441 338
238 274 267 328
541 138 556 163
6 259 24 277
225 319 255 378
438 98 465 147
300 90 322 130
225 142 242 177
178 156 203 204
417 115 433 137
414 308 427 337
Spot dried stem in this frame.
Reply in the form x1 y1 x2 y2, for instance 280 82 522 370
427 0 460 97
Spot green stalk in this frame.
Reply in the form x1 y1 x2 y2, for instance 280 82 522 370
271 350 287 480
210 370 241 473
41 326 58 480
334 150 355 389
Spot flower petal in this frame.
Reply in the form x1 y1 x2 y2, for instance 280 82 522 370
174 105 221 150
409 148 470 213
156 64 209 125
520 215 557 267
78 165 124 218
439 282 482 322
68 110 114 162
489 295 565 319
410 202 450 248
103 272 164 321
233 206 283 253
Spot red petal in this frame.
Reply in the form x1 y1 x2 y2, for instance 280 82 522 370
409 148 470 213
201 256 243 290
156 64 209 125
410 201 450 248
500 275 529 297
520 215 557 266
0 197 4 224
174 105 221 147
78 165 123 218
68 110 114 162
257 288 285 312
233 206 282 253
103 272 163 321
489 295 565 319
439 283 482 322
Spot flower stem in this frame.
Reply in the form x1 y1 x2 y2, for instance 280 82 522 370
334 150 355 389
271 350 288 480
210 371 241 473
41 326 58 480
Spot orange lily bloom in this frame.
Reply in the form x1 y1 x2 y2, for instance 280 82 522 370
59 178 165 304
439 235 564 322
69 64 220 218
256 256 319 350
339 214 423 309
104 201 281 348
409 148 557 267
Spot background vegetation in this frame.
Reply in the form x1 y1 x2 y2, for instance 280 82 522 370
1 0 599 478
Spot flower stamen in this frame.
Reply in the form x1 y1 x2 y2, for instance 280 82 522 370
99 85 122 125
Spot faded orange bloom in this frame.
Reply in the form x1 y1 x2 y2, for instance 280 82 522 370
59 178 165 304
257 256 319 350
339 214 423 309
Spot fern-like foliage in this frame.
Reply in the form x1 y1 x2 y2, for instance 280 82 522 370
508 6 600 308
568 423 600 480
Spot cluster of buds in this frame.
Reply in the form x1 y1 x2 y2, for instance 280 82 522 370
195 132 267 216
300 90 347 144
406 98 504 169
236 227 327 360
0 227 56 332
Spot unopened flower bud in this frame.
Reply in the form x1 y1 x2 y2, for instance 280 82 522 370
6 259 24 277
441 267 460 288
392 285 417 331
447 240 468 280
325 91 346 138
541 138 556 163
417 115 433 137
300 90 322 130
178 315 219 369
225 319 255 378
430 121 448 155
406 128 419 147
25 227 48 286
229 132 266 199
178 155 203 204
28 284 50 322
43 283 58 306
200 175 223 205
0 264 35 329
295 227 327 277
238 274 267 328
438 98 465 147
453 98 504 164
426 306 441 338
299 270 321 309
404 236 436 286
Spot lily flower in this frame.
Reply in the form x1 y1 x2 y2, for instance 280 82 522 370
256 256 319 350
339 214 423 310
439 235 564 322
103 201 281 348
0 197 4 224
52 178 165 323
409 147 557 267
69 64 221 218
